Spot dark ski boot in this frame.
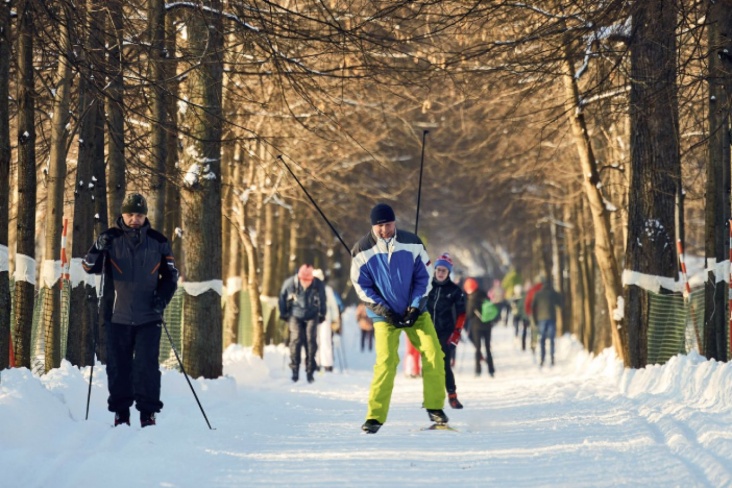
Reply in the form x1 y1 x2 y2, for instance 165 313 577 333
361 419 383 434
114 409 130 427
140 412 156 428
427 409 449 425
448 393 463 409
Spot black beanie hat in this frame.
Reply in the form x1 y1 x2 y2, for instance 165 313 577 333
121 193 148 215
370 203 395 225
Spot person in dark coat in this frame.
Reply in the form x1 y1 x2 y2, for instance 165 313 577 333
82 193 179 428
278 264 327 383
426 253 466 409
464 277 496 377
531 278 562 367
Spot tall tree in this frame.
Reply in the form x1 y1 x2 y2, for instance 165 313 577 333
106 0 125 225
0 0 11 369
624 0 681 368
146 0 167 229
561 40 629 364
12 0 37 369
67 0 105 367
704 0 732 361
39 3 73 372
178 2 224 378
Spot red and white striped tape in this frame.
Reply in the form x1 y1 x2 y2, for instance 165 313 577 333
676 239 691 298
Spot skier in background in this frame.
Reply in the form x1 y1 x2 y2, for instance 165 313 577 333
488 278 507 326
531 277 563 367
278 264 326 383
511 284 531 351
313 268 341 373
357 303 374 352
404 338 421 378
464 278 496 377
426 253 466 409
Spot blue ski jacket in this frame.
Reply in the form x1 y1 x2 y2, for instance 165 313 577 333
350 228 433 322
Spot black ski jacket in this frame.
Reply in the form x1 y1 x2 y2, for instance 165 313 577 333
82 216 179 326
427 279 466 337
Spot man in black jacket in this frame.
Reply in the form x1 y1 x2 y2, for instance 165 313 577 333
83 193 178 427
278 264 326 383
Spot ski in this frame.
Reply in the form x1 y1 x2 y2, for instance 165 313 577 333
421 423 458 432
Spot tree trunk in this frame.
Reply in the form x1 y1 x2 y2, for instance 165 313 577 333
179 2 224 379
68 0 104 368
146 0 167 229
289 201 301 272
0 0 11 369
261 201 277 296
39 8 72 372
706 0 732 361
163 11 182 272
235 203 264 358
624 0 681 368
577 198 596 352
223 144 242 348
561 44 629 365
564 203 581 339
106 0 125 224
11 0 36 369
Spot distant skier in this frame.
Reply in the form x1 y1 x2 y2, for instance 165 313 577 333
351 203 447 433
356 303 374 352
278 264 327 383
531 277 562 367
313 268 341 373
511 284 530 351
464 278 496 377
426 253 466 409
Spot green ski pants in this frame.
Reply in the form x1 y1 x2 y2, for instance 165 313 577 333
366 312 446 424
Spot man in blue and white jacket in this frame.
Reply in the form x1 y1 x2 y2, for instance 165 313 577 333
351 203 447 433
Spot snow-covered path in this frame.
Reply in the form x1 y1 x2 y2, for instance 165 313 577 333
3 311 732 487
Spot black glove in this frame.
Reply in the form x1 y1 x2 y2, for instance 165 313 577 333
95 233 112 252
152 294 166 315
383 309 403 326
280 314 290 322
399 307 421 328
318 314 326 323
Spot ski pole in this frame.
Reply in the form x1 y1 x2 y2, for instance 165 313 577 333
414 130 428 235
86 253 105 421
277 155 351 254
161 319 214 430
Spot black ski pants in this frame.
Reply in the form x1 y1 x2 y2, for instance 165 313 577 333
288 317 318 374
438 334 457 394
514 316 530 351
471 325 495 376
106 321 163 414
361 329 374 352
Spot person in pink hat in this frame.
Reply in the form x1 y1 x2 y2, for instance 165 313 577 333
278 264 327 383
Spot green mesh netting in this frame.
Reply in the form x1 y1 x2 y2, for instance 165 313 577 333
647 288 706 365
160 288 184 371
14 277 724 369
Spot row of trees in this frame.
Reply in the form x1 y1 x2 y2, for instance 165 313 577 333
0 1 731 378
